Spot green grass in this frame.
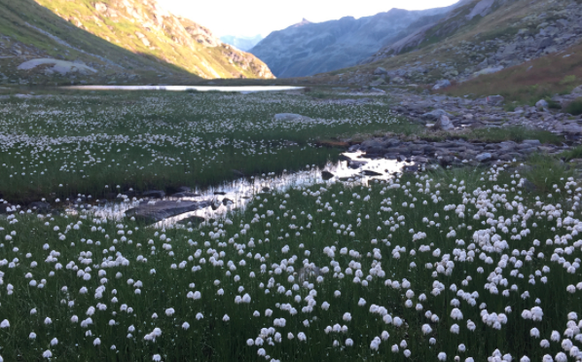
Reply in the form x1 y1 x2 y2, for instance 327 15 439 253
0 158 580 361
444 41 582 105
565 98 582 116
417 126 564 145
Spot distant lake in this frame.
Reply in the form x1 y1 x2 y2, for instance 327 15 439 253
62 85 304 93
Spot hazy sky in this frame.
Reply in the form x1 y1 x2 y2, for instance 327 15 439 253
159 0 460 38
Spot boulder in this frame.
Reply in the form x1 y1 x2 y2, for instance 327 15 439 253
422 109 451 121
373 67 388 75
475 152 492 162
535 99 549 109
391 76 405 84
434 115 455 131
486 95 505 105
432 79 451 90
369 78 386 87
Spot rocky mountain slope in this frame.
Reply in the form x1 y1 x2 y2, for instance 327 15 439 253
329 0 582 91
249 4 465 78
0 0 273 85
220 35 263 52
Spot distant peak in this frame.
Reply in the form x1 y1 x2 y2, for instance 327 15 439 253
293 18 312 27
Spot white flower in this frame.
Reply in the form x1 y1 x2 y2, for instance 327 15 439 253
93 338 101 346
50 338 58 346
422 324 433 335
29 332 37 339
152 354 162 362
165 308 175 316
298 332 307 341
530 327 540 338
182 322 190 330
345 338 354 346
0 320 9 328
42 350 52 358
343 312 352 322
438 352 447 361
451 308 463 320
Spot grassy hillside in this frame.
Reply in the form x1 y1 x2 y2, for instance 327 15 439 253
444 42 582 104
0 0 273 85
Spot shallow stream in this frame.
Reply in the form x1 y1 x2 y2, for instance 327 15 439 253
81 152 412 228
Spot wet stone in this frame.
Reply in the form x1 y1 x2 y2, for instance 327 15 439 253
29 201 51 213
321 171 335 180
142 190 165 198
125 200 211 224
361 170 383 176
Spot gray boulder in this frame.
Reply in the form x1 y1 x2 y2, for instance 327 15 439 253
422 109 451 121
434 115 454 131
369 78 386 87
476 152 492 162
486 95 505 105
373 67 388 75
432 79 451 90
535 99 549 109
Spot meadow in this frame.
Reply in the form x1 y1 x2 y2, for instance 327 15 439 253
0 90 581 362
0 90 405 203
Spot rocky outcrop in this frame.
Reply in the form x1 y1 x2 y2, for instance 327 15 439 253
249 5 461 78
362 0 582 87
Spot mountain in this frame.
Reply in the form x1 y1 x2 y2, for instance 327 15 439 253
248 5 464 78
220 35 263 52
330 0 582 90
0 0 273 85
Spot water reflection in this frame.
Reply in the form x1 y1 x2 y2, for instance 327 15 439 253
86 152 413 228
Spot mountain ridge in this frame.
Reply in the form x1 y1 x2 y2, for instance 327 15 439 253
0 0 274 85
249 3 464 78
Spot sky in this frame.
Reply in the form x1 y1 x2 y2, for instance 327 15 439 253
159 0 460 38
